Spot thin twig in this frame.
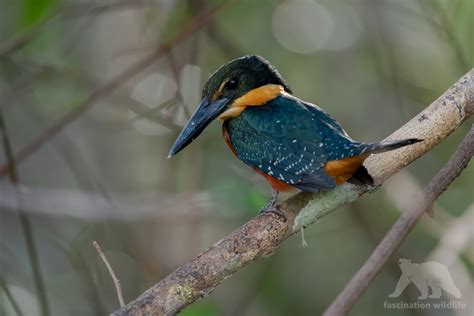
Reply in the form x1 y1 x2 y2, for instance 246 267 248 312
112 70 473 315
0 1 159 57
165 52 190 119
128 96 182 130
93 241 125 308
62 245 107 314
324 125 473 316
0 0 234 178
0 111 50 316
0 12 58 58
0 278 23 316
60 0 159 18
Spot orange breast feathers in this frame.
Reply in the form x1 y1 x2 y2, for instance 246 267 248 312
222 124 293 192
222 124 237 157
253 168 294 192
218 84 286 121
324 154 369 184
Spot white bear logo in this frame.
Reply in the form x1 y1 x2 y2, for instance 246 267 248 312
389 258 461 300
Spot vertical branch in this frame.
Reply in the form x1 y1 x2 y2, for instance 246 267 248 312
0 111 50 316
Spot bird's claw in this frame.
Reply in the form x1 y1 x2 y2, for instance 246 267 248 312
260 197 276 213
259 189 287 221
260 204 287 222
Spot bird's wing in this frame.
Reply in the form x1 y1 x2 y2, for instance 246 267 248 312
227 95 349 192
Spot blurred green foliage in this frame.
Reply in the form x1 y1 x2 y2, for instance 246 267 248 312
20 0 58 29
0 0 472 315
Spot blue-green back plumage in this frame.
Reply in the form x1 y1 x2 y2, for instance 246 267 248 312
226 95 364 192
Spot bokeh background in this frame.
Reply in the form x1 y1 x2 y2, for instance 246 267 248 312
0 0 473 315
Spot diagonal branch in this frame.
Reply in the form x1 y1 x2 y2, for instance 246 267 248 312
324 125 473 316
113 69 474 315
0 276 23 316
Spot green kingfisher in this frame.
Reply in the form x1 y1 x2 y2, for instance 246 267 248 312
168 55 421 212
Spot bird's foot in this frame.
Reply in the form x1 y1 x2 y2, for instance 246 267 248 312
259 189 279 213
260 204 287 222
259 189 287 222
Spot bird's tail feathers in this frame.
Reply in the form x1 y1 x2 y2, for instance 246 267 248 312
361 138 423 154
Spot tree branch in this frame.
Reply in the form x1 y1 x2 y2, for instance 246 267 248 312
324 125 473 316
113 69 474 315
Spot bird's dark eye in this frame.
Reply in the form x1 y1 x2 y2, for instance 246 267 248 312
226 78 239 90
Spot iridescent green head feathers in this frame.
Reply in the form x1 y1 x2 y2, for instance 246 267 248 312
168 55 290 158
202 55 292 102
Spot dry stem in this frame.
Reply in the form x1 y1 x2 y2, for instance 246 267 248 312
93 241 125 308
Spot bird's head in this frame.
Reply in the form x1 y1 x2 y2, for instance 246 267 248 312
168 55 291 158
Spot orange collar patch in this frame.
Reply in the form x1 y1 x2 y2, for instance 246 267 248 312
218 84 286 121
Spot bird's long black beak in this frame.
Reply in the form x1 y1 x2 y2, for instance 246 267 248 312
168 96 231 158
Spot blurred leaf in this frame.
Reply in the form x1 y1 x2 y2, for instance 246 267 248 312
33 74 87 117
180 301 220 316
245 187 267 215
459 253 474 279
20 0 58 30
